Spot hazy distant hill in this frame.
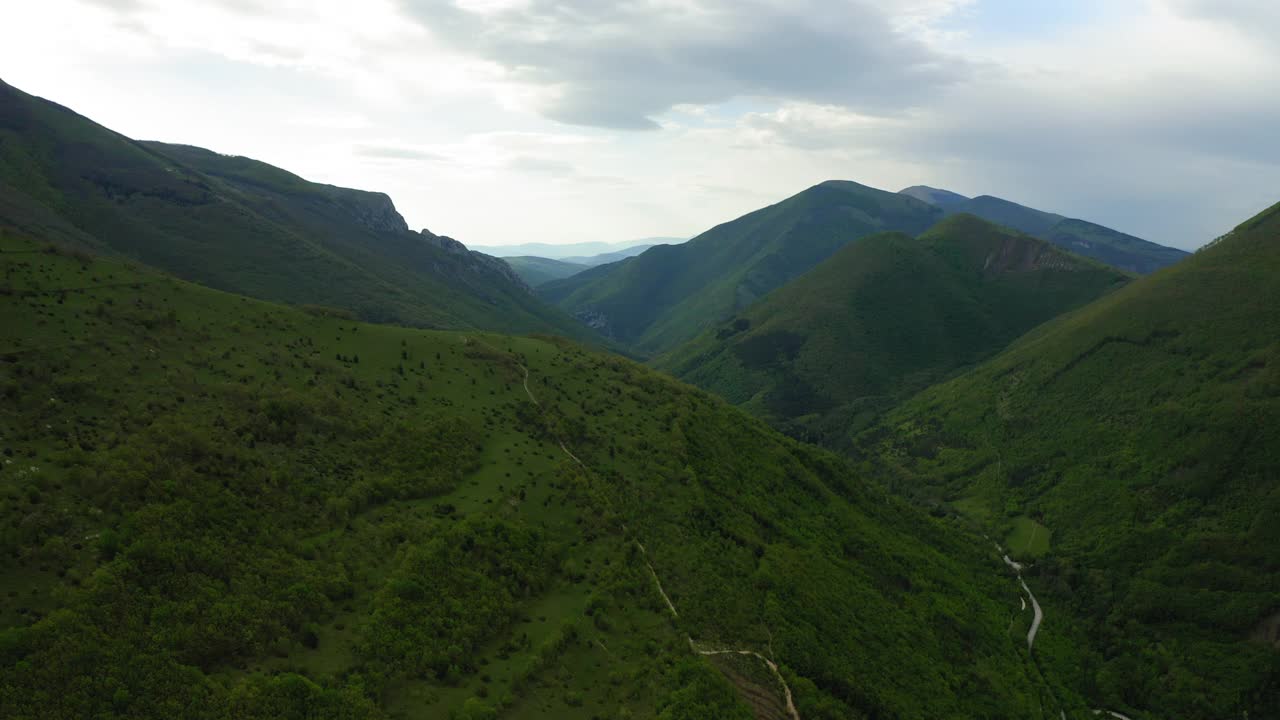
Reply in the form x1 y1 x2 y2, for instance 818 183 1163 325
660 214 1130 446
541 181 945 355
899 185 1189 274
471 237 685 260
503 255 588 286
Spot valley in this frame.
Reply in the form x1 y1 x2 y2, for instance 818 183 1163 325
1 65 1277 720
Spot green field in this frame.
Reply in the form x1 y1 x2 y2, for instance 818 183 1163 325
1004 517 1052 558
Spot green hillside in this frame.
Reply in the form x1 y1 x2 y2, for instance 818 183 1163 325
899 189 1190 275
659 215 1131 448
0 79 598 342
539 181 943 355
503 256 587 287
859 202 1280 718
0 229 1062 719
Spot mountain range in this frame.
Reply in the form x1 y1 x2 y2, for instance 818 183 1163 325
658 214 1132 447
2 79 1276 720
540 181 946 355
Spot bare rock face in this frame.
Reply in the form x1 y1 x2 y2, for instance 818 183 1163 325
573 309 612 334
983 236 1083 275
323 188 409 233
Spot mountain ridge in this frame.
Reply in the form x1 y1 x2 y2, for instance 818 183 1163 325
540 180 945 355
898 185 1189 274
659 213 1132 447
0 78 599 343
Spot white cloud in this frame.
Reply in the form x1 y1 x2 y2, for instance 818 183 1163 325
2 0 1278 249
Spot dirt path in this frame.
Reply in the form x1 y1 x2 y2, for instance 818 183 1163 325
483 336 801 720
695 646 800 720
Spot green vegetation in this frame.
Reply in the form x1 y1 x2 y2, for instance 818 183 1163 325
1004 517 1051 559
659 215 1130 449
0 79 599 343
859 202 1280 718
539 180 944 355
900 188 1189 274
503 256 588 287
0 230 1058 718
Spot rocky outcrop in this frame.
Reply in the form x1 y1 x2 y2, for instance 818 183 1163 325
420 229 532 293
325 189 409 233
983 236 1083 275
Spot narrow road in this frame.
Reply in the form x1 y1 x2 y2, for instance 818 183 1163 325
1000 548 1042 651
1019 577 1043 652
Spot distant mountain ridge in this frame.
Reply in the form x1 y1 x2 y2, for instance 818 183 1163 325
540 180 945 355
470 237 685 260
659 213 1131 446
503 255 587 286
0 78 600 342
898 185 1189 274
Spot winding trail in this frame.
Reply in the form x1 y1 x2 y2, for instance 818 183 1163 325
694 645 800 720
1000 549 1042 652
480 336 801 720
1019 577 1044 652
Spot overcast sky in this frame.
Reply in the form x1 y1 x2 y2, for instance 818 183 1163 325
5 0 1278 249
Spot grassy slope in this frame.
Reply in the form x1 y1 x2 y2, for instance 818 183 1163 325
0 230 1055 719
0 79 598 343
859 203 1280 718
539 181 943 356
659 215 1130 449
503 257 587 287
947 195 1188 275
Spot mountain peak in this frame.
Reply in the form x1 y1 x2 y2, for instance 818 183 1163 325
899 185 971 209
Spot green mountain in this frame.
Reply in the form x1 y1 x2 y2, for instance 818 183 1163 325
496 256 586 287
859 202 1280 718
658 215 1131 448
0 227 1059 719
0 79 597 342
540 181 944 355
898 187 1190 274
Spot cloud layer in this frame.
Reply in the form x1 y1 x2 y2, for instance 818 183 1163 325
4 0 1279 249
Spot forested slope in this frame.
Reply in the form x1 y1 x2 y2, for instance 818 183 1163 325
660 215 1130 448
860 202 1280 718
1 229 1055 719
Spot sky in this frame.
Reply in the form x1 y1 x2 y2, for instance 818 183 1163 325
4 0 1279 250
